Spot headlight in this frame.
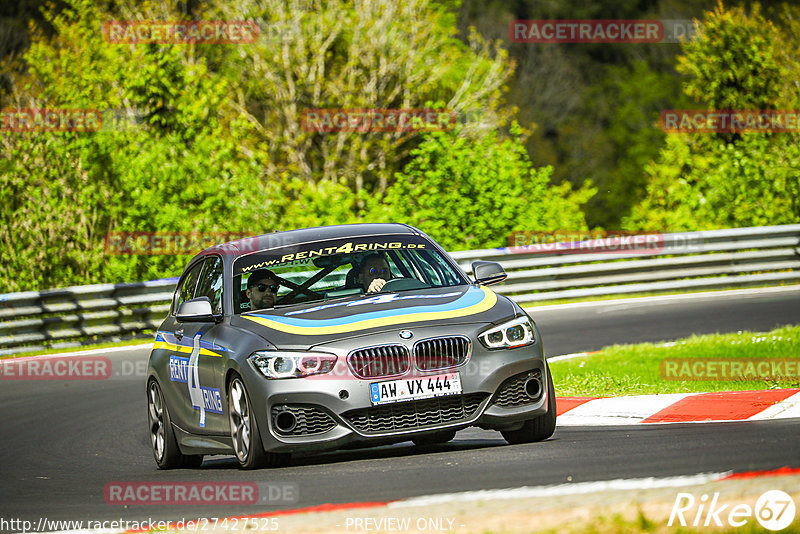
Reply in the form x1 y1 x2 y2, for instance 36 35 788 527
249 351 337 379
479 317 535 349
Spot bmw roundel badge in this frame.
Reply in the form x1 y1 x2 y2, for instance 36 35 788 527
399 330 413 339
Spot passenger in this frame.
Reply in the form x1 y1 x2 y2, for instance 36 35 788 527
246 269 279 311
358 253 392 293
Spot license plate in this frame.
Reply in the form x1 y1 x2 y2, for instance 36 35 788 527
369 373 462 405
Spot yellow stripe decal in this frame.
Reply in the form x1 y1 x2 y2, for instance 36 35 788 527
152 341 222 357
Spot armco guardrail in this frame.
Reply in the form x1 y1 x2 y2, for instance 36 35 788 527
0 278 178 355
1 225 799 355
450 225 800 302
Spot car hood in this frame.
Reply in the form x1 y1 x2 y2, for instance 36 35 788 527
230 285 515 349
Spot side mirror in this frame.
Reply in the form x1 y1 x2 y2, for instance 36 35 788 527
472 261 507 286
176 297 218 322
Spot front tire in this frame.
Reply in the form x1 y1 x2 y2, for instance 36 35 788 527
228 375 288 469
501 364 557 445
147 380 204 469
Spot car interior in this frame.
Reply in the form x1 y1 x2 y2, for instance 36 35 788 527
234 248 459 314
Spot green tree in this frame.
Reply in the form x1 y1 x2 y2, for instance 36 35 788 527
625 2 800 231
0 0 265 290
1 0 594 291
677 1 787 111
582 61 691 228
372 123 593 251
210 0 514 195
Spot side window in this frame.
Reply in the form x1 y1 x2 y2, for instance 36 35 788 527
173 262 204 315
195 256 224 315
234 274 248 314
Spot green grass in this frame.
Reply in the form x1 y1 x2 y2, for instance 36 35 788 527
550 324 800 396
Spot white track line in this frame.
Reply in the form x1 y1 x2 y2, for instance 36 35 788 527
749 390 800 420
548 351 597 362
557 394 693 426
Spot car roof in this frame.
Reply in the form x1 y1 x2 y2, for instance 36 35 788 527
197 223 422 258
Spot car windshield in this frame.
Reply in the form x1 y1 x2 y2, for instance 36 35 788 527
232 234 467 313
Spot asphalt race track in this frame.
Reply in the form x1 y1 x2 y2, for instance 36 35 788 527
1 288 799 527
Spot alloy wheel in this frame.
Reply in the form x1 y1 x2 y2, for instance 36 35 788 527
148 381 165 462
229 378 251 462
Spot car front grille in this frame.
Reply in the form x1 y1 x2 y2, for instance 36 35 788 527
492 369 543 408
348 344 411 379
271 405 337 436
413 336 471 371
343 393 487 434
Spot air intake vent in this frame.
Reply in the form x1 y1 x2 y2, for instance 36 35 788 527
343 393 487 434
271 405 336 436
348 345 411 379
492 369 543 408
414 336 471 371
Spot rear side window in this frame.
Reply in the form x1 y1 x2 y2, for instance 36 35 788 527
172 261 204 315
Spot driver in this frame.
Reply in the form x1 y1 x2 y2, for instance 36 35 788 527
246 269 279 311
358 253 392 293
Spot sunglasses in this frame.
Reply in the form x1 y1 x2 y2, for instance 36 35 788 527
369 267 389 276
256 283 279 293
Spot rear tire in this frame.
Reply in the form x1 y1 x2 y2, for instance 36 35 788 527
412 429 457 447
147 380 203 469
228 375 288 469
501 364 557 445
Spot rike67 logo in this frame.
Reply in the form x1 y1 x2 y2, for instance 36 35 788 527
669 490 796 531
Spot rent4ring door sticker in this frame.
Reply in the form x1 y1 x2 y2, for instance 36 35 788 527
370 372 462 405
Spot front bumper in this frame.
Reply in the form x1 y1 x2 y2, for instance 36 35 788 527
242 323 550 453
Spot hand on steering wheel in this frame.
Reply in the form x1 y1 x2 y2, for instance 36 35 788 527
367 278 387 293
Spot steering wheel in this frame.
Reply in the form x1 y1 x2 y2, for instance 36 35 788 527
380 278 430 292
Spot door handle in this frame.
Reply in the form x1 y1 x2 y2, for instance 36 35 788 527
175 327 184 341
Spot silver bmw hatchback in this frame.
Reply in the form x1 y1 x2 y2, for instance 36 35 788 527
146 223 555 469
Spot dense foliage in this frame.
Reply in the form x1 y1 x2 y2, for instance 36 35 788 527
625 2 800 230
